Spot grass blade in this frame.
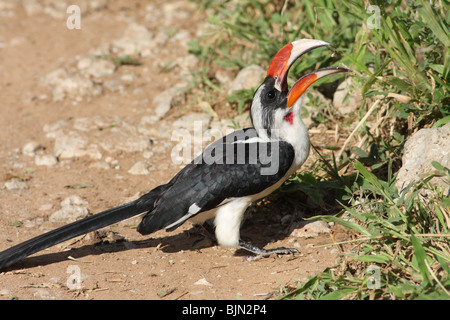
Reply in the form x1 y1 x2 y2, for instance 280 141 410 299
410 234 431 285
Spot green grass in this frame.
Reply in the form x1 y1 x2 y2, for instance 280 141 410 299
279 160 450 300
190 0 450 299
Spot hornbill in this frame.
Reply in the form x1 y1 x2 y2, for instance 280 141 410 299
0 39 349 270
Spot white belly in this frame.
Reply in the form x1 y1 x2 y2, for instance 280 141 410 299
187 166 296 247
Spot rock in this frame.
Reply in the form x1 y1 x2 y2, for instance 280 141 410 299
194 277 213 286
35 154 58 167
120 73 136 84
51 75 102 102
61 195 88 209
53 131 88 159
290 220 331 238
0 289 11 296
143 150 154 159
41 58 113 101
41 67 103 101
39 204 54 211
103 80 125 93
228 65 265 95
395 123 450 194
128 161 153 175
43 119 68 139
41 68 68 87
89 161 112 170
22 141 43 157
112 23 155 57
152 83 187 120
140 115 160 126
33 289 51 299
333 77 363 114
161 1 196 26
77 56 116 78
4 178 27 191
49 195 89 223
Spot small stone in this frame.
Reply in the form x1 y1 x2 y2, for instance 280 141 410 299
41 68 68 87
152 83 186 119
49 195 89 223
4 179 27 191
61 195 88 207
128 161 152 175
33 289 50 299
228 65 265 95
51 75 102 102
89 161 111 170
77 57 116 78
0 289 11 296
290 220 331 238
22 141 43 156
120 73 136 83
50 206 88 223
39 204 54 211
396 123 450 194
194 277 213 286
53 132 87 159
112 23 155 57
143 151 154 159
35 154 58 167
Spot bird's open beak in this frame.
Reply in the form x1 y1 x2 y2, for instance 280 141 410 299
266 39 350 108
287 67 350 108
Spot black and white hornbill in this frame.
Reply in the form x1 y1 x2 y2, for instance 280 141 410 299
0 39 349 270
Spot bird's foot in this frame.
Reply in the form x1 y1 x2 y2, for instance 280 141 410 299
238 240 299 261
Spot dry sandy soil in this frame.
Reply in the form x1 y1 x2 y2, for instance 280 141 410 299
0 0 350 300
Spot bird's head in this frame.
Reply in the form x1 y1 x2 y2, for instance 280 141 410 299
250 39 349 139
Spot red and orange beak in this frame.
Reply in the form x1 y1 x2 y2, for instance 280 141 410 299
266 39 350 108
287 67 350 108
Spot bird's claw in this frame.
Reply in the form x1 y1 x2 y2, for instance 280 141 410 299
238 240 299 261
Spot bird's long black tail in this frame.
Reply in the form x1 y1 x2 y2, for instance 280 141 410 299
0 200 144 270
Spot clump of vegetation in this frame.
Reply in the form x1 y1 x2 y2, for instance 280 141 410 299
190 0 449 299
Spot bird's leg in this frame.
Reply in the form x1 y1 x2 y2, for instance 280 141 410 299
238 240 299 261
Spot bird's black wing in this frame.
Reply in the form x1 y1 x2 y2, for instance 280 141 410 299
137 128 295 234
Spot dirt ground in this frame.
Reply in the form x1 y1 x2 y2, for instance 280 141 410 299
0 0 350 300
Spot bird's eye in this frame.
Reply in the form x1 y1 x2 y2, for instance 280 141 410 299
266 90 276 100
